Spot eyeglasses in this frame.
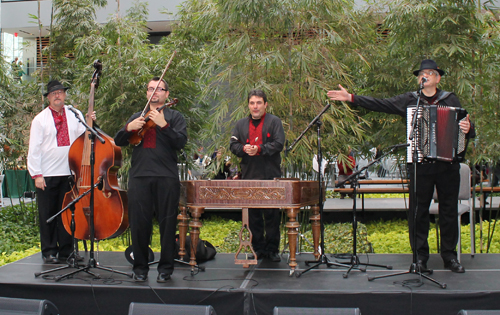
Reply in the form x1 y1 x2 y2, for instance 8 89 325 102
49 90 65 96
418 70 438 77
147 87 167 92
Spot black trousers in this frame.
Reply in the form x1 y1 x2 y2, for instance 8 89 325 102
249 208 281 255
409 165 460 263
128 176 180 276
36 176 73 258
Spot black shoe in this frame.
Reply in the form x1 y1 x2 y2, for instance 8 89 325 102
133 273 148 282
416 260 433 274
444 259 465 273
73 253 84 261
42 255 59 264
248 252 265 260
268 252 281 262
157 273 171 283
59 253 84 263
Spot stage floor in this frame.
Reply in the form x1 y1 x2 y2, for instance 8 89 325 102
0 251 499 315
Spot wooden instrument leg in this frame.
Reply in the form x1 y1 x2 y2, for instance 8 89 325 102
234 208 258 267
188 206 204 271
177 205 189 259
285 207 300 271
309 205 321 260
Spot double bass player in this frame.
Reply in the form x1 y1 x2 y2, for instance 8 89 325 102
28 80 95 264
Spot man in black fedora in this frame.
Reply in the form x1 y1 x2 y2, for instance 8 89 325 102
28 80 94 264
327 59 475 273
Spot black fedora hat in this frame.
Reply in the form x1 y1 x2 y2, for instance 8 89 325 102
43 80 70 97
413 59 445 76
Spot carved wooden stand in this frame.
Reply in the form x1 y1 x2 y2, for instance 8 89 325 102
179 180 321 275
234 209 258 267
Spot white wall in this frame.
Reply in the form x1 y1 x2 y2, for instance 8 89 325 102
1 0 184 37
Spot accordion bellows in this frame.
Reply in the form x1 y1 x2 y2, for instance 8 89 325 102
407 105 467 163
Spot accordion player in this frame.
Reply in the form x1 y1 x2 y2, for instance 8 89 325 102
407 105 468 163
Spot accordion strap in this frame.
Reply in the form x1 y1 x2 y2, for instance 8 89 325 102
411 90 452 104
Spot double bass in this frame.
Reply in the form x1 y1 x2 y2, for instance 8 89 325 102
62 61 128 240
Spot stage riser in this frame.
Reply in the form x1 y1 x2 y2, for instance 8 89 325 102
2 285 500 315
2 253 500 315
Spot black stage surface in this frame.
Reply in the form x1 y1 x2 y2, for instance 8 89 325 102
1 252 499 315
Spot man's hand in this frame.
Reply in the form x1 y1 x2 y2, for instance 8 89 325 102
459 114 471 134
35 177 46 191
86 111 97 121
126 116 146 132
149 109 168 128
243 144 259 156
327 84 352 102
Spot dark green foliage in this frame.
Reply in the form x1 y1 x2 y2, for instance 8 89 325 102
203 217 373 254
0 203 39 255
351 0 500 163
173 0 376 169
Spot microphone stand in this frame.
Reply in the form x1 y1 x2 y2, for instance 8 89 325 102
288 103 352 278
35 181 102 279
367 80 446 289
334 145 404 278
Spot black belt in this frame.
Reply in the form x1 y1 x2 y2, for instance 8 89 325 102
420 159 456 165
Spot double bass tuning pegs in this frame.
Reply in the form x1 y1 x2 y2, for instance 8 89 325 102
93 60 102 73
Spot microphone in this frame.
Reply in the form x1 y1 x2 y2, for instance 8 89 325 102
419 77 427 90
66 105 79 115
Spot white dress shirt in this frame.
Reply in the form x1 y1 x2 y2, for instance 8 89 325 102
27 105 86 178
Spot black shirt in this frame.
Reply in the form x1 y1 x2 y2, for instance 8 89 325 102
114 107 187 179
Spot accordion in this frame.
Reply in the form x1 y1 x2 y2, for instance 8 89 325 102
407 105 467 163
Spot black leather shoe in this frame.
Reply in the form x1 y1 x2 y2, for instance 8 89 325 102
133 273 148 282
444 259 465 273
416 260 433 274
42 255 60 264
73 253 84 261
268 252 281 262
248 252 265 260
59 253 84 263
157 273 171 283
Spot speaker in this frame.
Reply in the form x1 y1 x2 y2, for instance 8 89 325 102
0 297 59 315
458 311 500 315
273 306 361 315
128 302 217 315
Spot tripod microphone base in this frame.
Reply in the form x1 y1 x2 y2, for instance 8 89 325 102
367 262 446 289
336 254 393 278
35 258 133 281
295 254 354 278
